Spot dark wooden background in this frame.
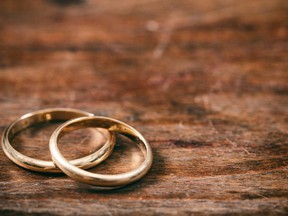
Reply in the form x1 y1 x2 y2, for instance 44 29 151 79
0 0 288 215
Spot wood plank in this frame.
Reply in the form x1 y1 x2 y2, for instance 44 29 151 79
0 0 287 215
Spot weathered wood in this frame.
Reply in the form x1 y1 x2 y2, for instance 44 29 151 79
0 0 287 215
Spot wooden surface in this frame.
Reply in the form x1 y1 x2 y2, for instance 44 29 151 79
0 0 288 215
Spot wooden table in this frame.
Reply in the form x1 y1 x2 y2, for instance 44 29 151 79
0 0 287 215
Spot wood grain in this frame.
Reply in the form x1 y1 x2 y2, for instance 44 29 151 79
0 0 287 215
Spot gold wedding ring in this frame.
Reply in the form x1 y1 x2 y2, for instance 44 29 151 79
2 108 116 172
50 116 153 187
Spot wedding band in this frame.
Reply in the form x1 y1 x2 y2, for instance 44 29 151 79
2 108 116 173
50 116 153 187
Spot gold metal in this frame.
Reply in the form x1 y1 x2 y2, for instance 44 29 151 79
50 116 153 187
2 108 116 173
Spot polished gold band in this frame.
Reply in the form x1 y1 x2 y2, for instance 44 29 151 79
50 116 153 187
2 108 116 173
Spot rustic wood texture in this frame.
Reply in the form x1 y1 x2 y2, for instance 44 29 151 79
0 0 288 215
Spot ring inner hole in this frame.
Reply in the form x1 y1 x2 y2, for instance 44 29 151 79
11 121 107 161
59 128 145 174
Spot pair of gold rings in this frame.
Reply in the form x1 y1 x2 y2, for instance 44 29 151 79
2 108 153 188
